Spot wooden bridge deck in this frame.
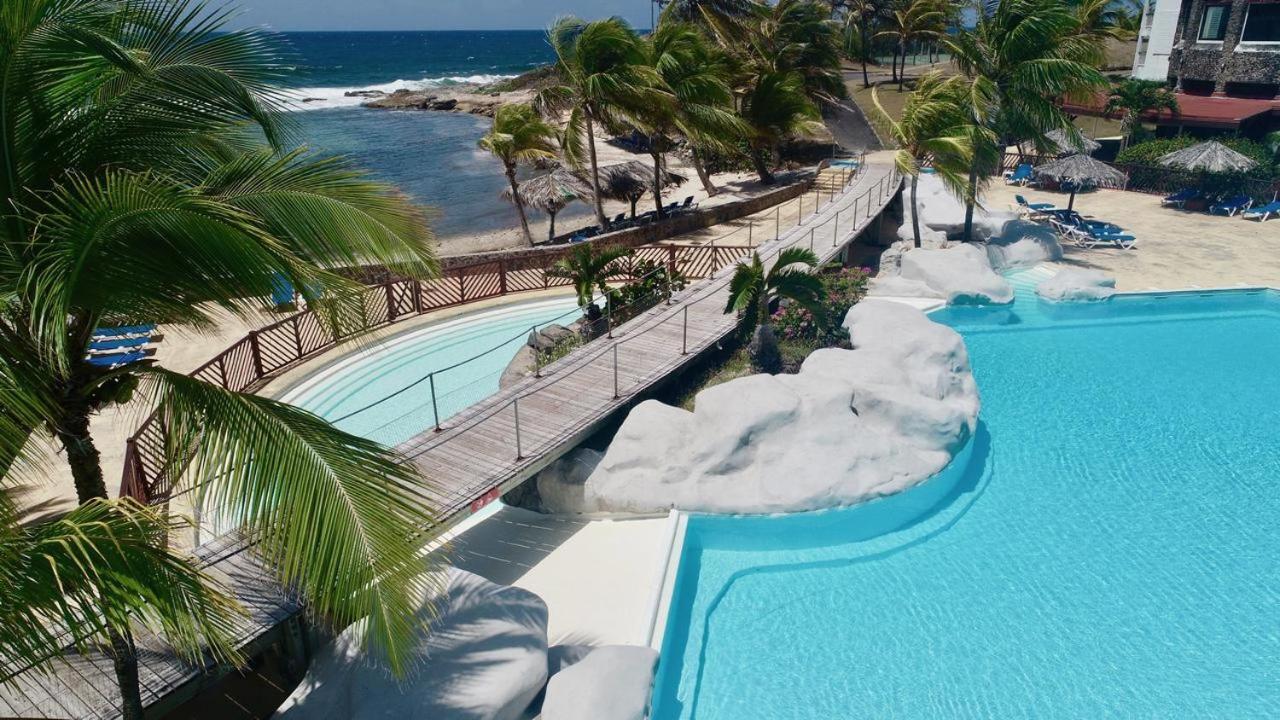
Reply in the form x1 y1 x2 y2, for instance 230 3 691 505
0 162 898 720
397 161 900 529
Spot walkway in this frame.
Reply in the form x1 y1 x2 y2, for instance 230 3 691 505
397 161 901 529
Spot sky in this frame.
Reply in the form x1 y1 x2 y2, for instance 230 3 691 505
237 0 654 32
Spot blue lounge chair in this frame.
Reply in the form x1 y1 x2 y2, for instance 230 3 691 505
1161 188 1198 208
86 350 151 368
89 336 151 353
1080 226 1137 250
93 323 156 339
1209 195 1253 216
1016 194 1055 211
1242 200 1280 222
1004 163 1033 186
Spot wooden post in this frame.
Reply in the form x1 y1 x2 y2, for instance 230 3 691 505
513 399 522 459
412 280 423 314
457 268 467 303
498 262 508 295
681 306 688 355
385 281 397 323
248 330 265 378
291 314 303 358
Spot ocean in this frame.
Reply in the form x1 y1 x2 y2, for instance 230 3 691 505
276 31 564 239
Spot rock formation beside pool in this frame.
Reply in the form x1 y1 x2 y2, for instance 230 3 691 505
904 173 1018 242
276 569 549 720
540 646 660 720
896 244 1015 305
1036 268 1116 302
535 300 979 516
983 219 1063 270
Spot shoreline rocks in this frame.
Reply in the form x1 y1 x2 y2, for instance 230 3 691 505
363 85 534 118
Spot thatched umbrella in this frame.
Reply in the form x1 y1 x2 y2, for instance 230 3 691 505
503 168 591 244
598 160 687 219
1032 153 1127 210
1045 128 1100 156
1158 140 1258 174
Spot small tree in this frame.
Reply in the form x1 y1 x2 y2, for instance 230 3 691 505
724 248 824 373
545 244 634 322
479 104 559 246
1105 79 1178 152
875 0 945 92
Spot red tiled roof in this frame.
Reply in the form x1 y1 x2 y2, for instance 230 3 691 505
1063 92 1279 129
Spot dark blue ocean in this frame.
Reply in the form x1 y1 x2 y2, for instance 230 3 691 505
278 31 562 239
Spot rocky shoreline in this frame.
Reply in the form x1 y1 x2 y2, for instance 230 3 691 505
326 66 551 117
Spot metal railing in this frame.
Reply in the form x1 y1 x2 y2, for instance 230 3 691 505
119 159 870 505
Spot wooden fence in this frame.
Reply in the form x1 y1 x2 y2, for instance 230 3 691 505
120 241 755 504
1000 152 1280 199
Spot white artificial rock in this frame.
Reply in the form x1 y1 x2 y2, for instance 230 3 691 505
276 569 548 720
1036 268 1116 302
534 448 603 512
538 301 979 516
899 244 1015 305
984 219 1063 270
866 275 946 300
540 646 660 720
907 174 1018 242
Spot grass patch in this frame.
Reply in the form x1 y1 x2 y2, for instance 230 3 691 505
848 79 907 146
663 335 823 411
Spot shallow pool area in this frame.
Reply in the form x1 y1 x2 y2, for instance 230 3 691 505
651 288 1280 719
279 294 580 446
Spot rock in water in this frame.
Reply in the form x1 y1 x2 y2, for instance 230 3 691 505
276 569 549 720
1036 268 1116 302
984 219 1063 271
899 244 1014 305
540 646 659 720
537 301 979 515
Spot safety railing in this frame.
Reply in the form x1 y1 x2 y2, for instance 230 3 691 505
119 160 869 505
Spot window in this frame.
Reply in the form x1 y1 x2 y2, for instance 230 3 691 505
1199 5 1228 41
1242 3 1280 42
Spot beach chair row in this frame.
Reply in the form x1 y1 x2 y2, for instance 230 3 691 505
1012 196 1138 250
1161 189 1278 221
85 324 162 368
570 196 699 243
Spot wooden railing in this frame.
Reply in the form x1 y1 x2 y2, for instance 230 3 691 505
1000 151 1280 200
119 241 759 504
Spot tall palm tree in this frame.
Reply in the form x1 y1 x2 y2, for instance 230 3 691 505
758 0 850 104
0 1 442 716
479 103 559 246
637 23 746 206
844 0 890 88
544 244 634 322
874 73 975 247
875 0 946 92
944 0 1108 241
537 17 660 230
739 71 825 184
724 248 824 372
1105 79 1178 151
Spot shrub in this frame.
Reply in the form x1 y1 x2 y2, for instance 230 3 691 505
605 259 689 325
1115 137 1277 197
773 266 870 347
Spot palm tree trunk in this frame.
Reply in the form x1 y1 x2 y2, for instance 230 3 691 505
548 209 558 243
910 173 922 248
860 23 871 88
962 158 979 243
505 166 534 246
651 149 665 218
898 42 906 92
585 116 608 229
691 147 717 195
751 148 775 185
59 411 146 720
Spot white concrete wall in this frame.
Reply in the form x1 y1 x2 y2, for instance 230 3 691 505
1132 0 1183 81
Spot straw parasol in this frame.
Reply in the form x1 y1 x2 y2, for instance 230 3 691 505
1157 140 1258 174
598 160 687 219
503 168 591 244
1032 153 1127 210
1045 128 1100 155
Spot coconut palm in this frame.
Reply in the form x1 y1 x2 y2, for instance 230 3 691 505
724 248 824 372
0 1 442 716
537 17 661 230
636 23 746 206
739 70 826 184
944 0 1108 241
544 244 634 322
875 0 946 91
874 73 975 247
479 103 559 246
844 0 891 87
757 0 850 104
1105 79 1178 151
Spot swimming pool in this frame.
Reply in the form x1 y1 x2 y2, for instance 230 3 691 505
651 288 1280 719
278 294 580 446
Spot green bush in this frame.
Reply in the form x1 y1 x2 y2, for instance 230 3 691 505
1115 137 1275 171
773 266 870 347
1115 137 1277 196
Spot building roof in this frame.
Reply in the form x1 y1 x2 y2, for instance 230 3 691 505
1063 93 1279 129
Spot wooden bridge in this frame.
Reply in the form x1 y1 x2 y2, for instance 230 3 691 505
0 161 899 719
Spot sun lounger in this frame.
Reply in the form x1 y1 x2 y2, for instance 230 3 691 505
1242 200 1280 221
612 213 627 224
1079 227 1137 250
88 335 153 353
92 323 156 339
679 196 695 211
1209 195 1253 216
85 349 154 368
1004 163 1033 186
1161 188 1198 208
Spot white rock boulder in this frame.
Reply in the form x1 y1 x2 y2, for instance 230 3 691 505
866 274 946 300
984 219 1063 271
1036 268 1116 302
906 173 1018 242
276 569 548 720
538 301 979 516
540 646 660 720
899 244 1014 305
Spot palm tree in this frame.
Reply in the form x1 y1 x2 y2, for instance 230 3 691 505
479 103 559 246
1105 79 1178 151
875 0 946 92
537 17 660 230
758 0 850 104
724 248 824 372
0 2 442 716
944 0 1108 241
544 244 634 323
637 23 746 206
739 71 825 184
874 73 975 247
844 0 890 88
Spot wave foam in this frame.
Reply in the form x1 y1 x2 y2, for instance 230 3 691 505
285 74 517 111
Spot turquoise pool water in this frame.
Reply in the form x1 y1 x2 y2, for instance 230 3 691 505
652 288 1280 719
279 295 580 446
